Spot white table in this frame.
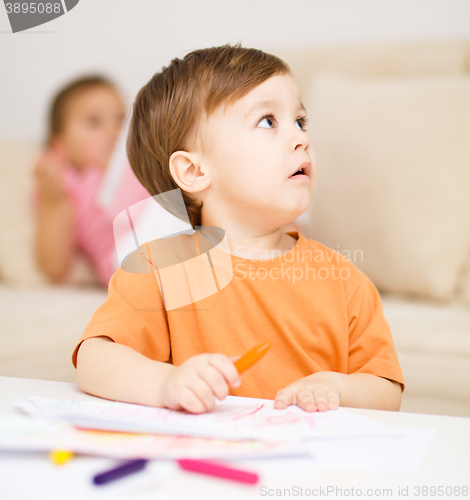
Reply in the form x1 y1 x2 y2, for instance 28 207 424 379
1 376 469 500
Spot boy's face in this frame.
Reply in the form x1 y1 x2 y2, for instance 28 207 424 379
53 86 125 171
197 73 316 230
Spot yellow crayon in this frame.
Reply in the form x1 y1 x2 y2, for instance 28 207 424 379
50 450 74 466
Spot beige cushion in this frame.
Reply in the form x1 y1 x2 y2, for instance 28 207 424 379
0 141 100 286
0 283 107 382
456 253 470 306
381 293 470 416
270 40 470 99
305 71 470 301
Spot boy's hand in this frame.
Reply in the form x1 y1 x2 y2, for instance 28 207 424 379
33 149 68 203
159 353 241 414
274 372 340 412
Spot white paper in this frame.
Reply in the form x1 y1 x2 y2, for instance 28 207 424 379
96 109 132 209
0 413 309 460
14 395 403 441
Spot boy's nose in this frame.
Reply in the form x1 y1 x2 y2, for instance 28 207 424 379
292 128 310 151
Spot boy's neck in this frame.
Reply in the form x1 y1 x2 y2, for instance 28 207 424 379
203 226 298 259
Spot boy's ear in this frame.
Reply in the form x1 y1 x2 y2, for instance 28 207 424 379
169 151 211 194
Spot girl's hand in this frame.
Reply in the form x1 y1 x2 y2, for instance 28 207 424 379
33 149 68 203
274 372 340 412
159 353 241 414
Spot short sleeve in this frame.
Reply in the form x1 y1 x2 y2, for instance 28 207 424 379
347 274 405 392
71 245 171 368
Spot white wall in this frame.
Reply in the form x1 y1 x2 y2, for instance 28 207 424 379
0 0 469 142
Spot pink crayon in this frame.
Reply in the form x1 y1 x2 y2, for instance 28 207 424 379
176 458 259 484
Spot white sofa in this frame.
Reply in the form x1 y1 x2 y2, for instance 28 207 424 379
1 40 469 417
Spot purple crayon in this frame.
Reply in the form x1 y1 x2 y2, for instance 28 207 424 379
93 459 148 485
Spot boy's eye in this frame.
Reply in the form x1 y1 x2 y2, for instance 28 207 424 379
296 116 308 132
257 113 308 132
258 114 276 129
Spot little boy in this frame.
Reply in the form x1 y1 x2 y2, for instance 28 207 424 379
73 43 404 414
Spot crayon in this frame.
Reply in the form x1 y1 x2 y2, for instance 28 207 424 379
177 458 259 484
92 459 148 485
234 341 271 374
49 450 73 465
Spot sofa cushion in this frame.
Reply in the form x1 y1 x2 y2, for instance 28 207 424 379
456 255 470 306
0 283 107 382
381 293 470 416
305 71 470 301
271 40 470 99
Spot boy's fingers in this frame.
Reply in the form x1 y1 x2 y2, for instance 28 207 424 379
273 388 295 409
297 389 317 412
208 354 241 388
312 388 329 412
180 386 208 414
327 391 340 410
328 399 340 410
197 365 230 401
191 376 218 412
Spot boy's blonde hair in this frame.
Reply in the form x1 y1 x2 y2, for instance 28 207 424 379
127 42 290 229
46 75 118 148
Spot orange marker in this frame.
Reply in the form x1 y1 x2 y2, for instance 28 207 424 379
234 341 271 374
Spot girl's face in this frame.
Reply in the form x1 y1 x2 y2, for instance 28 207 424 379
52 86 125 171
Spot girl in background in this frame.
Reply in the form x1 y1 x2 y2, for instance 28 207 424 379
32 75 150 286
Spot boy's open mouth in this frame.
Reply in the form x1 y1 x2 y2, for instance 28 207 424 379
288 162 310 179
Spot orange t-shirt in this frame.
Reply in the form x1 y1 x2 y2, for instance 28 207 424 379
72 231 405 399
